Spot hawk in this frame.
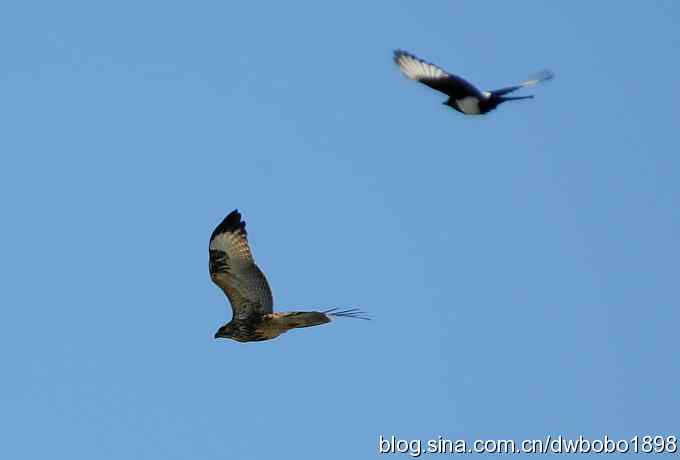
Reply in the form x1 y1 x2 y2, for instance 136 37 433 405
394 50 554 115
209 210 369 342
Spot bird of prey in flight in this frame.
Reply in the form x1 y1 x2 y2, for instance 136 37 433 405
394 50 554 115
209 210 369 342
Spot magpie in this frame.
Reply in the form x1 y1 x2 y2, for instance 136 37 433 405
394 50 554 115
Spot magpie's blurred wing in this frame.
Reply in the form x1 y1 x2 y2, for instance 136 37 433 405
491 69 555 96
394 50 483 99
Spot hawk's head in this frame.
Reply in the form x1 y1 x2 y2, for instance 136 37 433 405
214 323 234 339
214 321 265 342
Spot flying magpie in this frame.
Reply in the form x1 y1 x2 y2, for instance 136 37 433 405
394 50 554 115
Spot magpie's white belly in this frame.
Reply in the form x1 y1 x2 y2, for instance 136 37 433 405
456 96 482 115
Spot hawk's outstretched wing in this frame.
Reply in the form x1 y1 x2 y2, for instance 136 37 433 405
394 50 484 99
209 210 273 320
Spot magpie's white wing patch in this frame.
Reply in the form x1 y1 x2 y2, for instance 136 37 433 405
521 69 555 87
394 51 448 81
393 50 483 99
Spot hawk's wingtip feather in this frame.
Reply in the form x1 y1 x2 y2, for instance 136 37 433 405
210 209 247 242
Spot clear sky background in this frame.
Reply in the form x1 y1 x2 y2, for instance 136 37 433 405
1 1 679 458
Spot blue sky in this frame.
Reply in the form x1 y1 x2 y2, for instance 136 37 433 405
1 1 679 458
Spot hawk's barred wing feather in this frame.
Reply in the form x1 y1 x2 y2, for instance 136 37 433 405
209 210 273 320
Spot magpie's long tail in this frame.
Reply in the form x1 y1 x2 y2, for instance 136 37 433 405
498 95 535 102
